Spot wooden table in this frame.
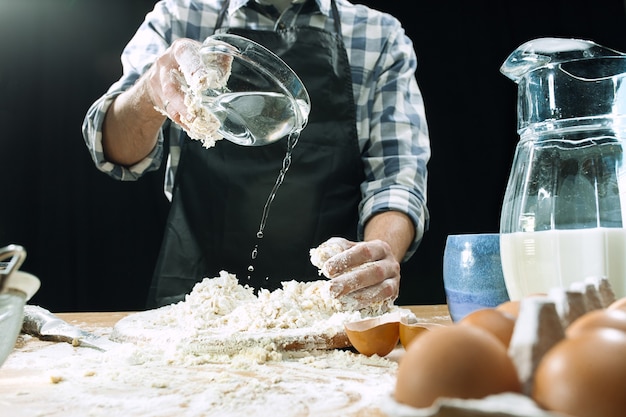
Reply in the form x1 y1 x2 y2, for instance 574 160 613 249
0 305 452 417
54 304 452 329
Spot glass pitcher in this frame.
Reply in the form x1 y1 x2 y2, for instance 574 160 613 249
500 37 626 300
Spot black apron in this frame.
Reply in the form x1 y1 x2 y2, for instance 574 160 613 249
147 0 363 307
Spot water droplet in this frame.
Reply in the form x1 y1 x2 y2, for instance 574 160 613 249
248 265 254 272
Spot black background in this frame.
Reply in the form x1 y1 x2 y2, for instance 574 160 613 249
1 0 626 311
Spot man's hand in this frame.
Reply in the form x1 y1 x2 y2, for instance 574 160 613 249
314 237 401 308
103 37 232 165
145 38 209 130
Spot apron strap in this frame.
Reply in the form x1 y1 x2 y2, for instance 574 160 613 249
276 1 307 30
215 0 231 31
329 0 342 41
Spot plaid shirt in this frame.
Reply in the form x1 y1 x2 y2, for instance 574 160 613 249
82 0 430 259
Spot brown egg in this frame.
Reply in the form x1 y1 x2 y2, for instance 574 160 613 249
459 308 516 347
533 328 626 417
495 300 520 318
566 308 626 338
607 296 626 312
398 319 444 350
496 293 545 318
395 325 521 408
344 316 399 357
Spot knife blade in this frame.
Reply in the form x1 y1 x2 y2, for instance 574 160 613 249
22 305 119 351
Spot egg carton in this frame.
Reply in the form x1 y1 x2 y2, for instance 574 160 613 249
381 392 559 417
383 276 616 417
508 276 615 395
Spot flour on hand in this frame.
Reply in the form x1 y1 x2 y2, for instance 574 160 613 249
309 238 350 277
158 38 234 148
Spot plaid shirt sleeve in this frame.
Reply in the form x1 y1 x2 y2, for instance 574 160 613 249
340 5 430 259
81 1 184 184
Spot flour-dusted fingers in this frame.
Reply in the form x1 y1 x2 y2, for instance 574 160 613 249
311 238 401 308
338 277 400 311
173 38 209 92
309 237 355 276
324 239 393 278
147 40 194 122
329 258 400 298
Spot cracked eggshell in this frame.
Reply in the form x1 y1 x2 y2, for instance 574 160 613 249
344 315 400 357
398 319 443 350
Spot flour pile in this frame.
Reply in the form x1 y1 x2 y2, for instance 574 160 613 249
157 271 393 333
111 270 412 362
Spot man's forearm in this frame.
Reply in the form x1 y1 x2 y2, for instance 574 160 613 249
363 210 415 263
102 75 166 166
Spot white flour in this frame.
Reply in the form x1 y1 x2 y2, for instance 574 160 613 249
111 271 407 362
1 269 415 416
2 333 398 417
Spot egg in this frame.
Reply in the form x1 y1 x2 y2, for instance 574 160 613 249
566 308 626 338
344 315 399 357
532 328 626 417
607 296 626 312
394 325 521 408
495 293 545 318
495 300 520 318
459 308 516 347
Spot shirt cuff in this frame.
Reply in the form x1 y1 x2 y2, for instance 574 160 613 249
358 187 429 262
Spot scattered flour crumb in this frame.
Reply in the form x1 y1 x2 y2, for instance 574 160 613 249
49 375 64 384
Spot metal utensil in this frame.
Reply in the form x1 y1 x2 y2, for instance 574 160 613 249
1 245 38 368
22 305 119 351
0 244 27 293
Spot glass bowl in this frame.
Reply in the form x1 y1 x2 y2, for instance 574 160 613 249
198 33 311 146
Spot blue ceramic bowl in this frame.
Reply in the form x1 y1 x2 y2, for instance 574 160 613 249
443 233 510 322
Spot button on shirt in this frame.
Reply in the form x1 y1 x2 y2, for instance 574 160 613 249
82 0 430 259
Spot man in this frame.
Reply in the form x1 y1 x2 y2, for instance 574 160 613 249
82 0 430 308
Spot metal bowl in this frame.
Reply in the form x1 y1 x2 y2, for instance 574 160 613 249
0 246 40 368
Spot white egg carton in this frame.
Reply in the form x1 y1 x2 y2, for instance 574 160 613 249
381 392 559 417
382 276 616 417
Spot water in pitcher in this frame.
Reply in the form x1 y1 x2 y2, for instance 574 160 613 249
500 228 626 300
